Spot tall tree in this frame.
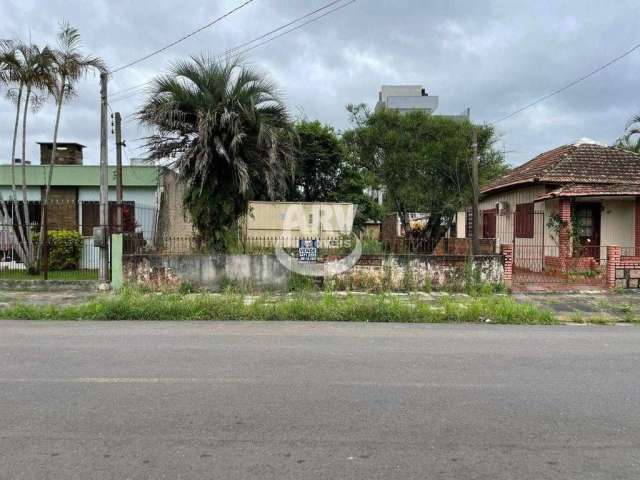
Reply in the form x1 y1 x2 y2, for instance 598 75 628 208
37 22 106 264
345 108 508 248
618 114 640 154
287 120 342 201
0 40 54 271
139 55 296 250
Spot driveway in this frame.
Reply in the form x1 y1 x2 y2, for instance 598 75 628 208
0 321 639 479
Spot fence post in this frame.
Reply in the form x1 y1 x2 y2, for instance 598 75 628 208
558 198 571 272
606 245 621 290
42 203 49 280
111 233 123 290
501 244 513 288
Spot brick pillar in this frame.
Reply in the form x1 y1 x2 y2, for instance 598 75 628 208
558 198 571 272
606 245 621 289
635 197 640 256
501 244 513 287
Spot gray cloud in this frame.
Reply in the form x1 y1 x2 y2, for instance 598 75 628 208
1 0 639 167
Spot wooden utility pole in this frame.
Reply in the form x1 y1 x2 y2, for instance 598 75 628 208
471 127 480 255
99 72 109 283
114 112 124 233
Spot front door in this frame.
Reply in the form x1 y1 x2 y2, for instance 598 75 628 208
573 203 601 259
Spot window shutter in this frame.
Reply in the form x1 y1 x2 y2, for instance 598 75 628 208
81 202 99 237
515 203 534 238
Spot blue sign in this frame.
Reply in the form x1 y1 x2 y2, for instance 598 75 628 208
298 239 318 262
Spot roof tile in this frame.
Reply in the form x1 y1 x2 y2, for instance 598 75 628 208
483 143 640 194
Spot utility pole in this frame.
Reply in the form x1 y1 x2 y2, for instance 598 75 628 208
99 72 109 283
471 127 480 255
114 112 124 233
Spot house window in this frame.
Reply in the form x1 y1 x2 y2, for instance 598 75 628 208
482 209 496 239
515 203 534 238
81 201 136 236
308 213 313 224
574 207 594 238
2 201 42 227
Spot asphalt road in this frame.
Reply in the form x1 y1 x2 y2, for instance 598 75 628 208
1 321 639 480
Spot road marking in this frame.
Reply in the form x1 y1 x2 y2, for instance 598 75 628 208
0 377 253 384
0 378 507 388
329 381 507 388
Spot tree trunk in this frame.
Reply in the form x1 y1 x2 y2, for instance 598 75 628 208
0 82 28 263
20 85 35 272
36 81 64 265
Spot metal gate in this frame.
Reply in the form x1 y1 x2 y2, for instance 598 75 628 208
505 210 607 289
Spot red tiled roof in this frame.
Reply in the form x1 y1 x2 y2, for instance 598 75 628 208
483 143 640 194
534 184 640 202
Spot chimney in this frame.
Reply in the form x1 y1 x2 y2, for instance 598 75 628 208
38 142 85 165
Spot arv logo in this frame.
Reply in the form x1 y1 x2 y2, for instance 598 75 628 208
275 204 362 277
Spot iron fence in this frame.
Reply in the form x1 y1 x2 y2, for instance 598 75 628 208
123 233 493 258
0 199 159 281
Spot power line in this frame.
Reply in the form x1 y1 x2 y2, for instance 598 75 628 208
491 41 640 125
109 0 256 75
233 0 355 57
222 0 347 57
109 0 355 103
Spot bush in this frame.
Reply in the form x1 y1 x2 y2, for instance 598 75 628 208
48 230 83 270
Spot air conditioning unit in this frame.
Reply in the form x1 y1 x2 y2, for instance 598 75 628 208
496 201 510 216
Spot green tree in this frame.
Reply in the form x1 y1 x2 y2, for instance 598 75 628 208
139 55 296 250
37 22 106 265
617 114 640 154
0 40 54 271
288 120 341 201
345 108 508 247
329 157 382 233
287 118 382 231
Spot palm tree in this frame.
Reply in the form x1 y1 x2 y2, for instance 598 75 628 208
138 55 296 249
619 114 640 154
37 22 106 264
0 40 21 255
615 136 640 154
0 40 54 270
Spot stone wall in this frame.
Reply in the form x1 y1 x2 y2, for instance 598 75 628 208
605 246 640 289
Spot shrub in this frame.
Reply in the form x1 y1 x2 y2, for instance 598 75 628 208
47 230 83 270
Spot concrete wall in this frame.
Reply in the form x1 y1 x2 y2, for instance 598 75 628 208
0 186 41 202
601 199 635 253
327 255 504 290
123 253 504 292
124 254 292 291
245 201 355 243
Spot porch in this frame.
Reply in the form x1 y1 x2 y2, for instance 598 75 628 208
485 190 640 291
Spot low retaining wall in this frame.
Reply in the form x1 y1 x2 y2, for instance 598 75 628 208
123 253 505 291
123 254 292 291
327 254 504 290
0 280 101 292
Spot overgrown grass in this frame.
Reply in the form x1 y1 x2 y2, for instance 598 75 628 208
0 288 558 324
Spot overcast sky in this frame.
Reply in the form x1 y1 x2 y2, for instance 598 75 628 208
2 0 639 167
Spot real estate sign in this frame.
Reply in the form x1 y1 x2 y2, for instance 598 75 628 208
298 239 318 262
